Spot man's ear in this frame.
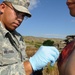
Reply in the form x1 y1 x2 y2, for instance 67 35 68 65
0 3 6 14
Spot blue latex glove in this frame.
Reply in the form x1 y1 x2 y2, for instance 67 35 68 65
29 46 59 71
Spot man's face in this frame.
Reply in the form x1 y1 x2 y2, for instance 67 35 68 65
66 0 75 17
0 2 26 31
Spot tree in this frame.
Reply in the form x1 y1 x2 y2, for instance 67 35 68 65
42 40 54 46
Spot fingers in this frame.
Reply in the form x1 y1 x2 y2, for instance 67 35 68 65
50 56 56 66
48 46 59 56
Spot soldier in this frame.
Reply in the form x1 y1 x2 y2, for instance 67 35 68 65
0 0 59 75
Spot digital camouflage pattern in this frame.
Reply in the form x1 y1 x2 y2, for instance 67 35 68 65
0 62 25 75
0 22 28 75
4 0 30 8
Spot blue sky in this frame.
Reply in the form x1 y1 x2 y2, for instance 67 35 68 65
0 0 75 39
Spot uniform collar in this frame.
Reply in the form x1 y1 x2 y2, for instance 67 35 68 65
0 21 16 37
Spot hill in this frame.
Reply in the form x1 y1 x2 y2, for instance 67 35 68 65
23 36 64 47
23 36 65 57
23 36 63 75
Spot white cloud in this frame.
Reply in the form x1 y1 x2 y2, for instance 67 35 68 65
29 0 40 10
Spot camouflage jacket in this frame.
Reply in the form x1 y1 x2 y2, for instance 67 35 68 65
0 22 28 75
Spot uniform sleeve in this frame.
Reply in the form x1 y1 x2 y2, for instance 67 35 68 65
0 62 26 75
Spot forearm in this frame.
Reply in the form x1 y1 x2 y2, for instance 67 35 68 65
24 60 33 75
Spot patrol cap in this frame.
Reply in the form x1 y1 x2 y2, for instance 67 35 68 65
3 0 31 17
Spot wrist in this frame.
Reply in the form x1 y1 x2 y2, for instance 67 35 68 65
24 60 33 75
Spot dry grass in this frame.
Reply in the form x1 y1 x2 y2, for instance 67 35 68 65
24 36 63 75
26 47 59 75
42 63 59 75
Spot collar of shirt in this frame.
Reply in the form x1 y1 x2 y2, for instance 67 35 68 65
0 21 17 38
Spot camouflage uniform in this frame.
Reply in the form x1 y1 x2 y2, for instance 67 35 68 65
0 22 28 75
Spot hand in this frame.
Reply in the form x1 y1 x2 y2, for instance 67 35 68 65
29 46 59 71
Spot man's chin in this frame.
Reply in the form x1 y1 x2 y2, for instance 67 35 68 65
7 27 16 31
70 11 75 17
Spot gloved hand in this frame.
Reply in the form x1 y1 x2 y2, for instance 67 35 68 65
29 46 59 71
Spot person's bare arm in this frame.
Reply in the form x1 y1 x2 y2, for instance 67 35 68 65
24 60 33 75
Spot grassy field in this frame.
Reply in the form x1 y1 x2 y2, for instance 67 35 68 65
26 48 59 75
42 63 59 75
24 36 63 75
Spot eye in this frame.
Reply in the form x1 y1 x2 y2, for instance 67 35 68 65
14 9 19 14
22 14 26 17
